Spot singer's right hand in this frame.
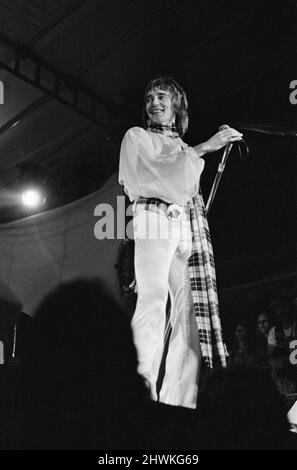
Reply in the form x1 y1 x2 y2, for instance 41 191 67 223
204 127 243 153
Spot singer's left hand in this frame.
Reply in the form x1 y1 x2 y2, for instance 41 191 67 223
193 127 243 158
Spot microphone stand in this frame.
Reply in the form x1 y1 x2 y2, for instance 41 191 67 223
205 143 233 215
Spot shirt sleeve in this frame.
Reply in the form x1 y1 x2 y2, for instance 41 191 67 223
119 126 205 204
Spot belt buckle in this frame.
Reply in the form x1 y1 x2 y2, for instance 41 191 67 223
167 203 182 221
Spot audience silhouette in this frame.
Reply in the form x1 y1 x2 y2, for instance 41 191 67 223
0 281 296 450
1 279 150 449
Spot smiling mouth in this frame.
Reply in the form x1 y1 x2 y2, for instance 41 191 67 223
149 108 164 114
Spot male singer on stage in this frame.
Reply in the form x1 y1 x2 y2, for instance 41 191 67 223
119 76 243 409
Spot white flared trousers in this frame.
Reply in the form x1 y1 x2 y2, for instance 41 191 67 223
132 206 201 409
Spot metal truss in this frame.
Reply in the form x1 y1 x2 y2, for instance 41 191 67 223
0 32 110 126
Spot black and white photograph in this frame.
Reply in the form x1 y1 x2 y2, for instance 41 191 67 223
0 0 296 455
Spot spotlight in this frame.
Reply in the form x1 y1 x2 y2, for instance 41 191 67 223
21 187 46 209
17 163 47 212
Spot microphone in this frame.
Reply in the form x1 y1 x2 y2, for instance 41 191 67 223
205 124 234 213
219 124 231 132
205 125 248 214
219 124 248 162
218 124 233 173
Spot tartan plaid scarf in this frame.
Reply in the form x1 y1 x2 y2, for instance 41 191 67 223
188 192 227 368
147 122 179 139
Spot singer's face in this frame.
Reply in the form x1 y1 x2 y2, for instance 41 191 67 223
145 87 176 126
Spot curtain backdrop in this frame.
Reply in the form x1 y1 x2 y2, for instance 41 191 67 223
0 173 124 318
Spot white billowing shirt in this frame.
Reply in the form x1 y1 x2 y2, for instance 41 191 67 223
118 127 205 205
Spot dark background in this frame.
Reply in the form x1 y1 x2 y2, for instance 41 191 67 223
0 0 296 315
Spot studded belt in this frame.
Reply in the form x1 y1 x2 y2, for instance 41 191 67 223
135 197 186 221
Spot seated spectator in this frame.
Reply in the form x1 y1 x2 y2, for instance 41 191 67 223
268 298 297 356
253 311 272 371
228 324 254 367
267 298 297 402
256 311 272 341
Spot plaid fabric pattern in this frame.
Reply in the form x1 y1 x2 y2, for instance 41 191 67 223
146 122 179 139
135 197 171 213
188 192 227 368
134 194 227 369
